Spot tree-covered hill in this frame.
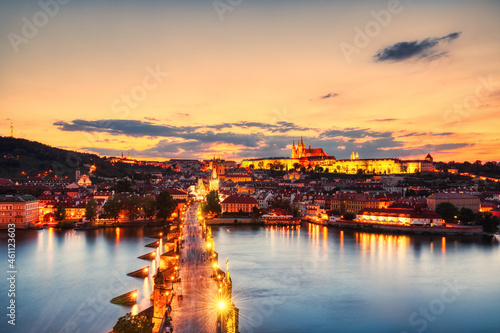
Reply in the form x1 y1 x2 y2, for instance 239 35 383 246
0 136 164 179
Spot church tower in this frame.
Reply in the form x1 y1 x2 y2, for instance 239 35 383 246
10 122 13 138
209 163 219 192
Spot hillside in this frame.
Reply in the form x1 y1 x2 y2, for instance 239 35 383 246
0 136 163 179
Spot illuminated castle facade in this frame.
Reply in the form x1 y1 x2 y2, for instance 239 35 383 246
241 138 434 174
291 137 329 159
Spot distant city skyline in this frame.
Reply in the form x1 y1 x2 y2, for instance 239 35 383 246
1 0 499 162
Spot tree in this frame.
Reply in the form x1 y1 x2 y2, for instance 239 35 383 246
85 199 98 222
123 195 142 221
292 163 301 171
257 161 264 169
203 190 221 215
114 179 133 193
156 190 177 221
54 205 66 222
474 212 500 233
458 207 475 224
343 212 356 220
113 312 153 333
142 195 157 220
251 205 261 219
104 194 122 222
435 202 459 223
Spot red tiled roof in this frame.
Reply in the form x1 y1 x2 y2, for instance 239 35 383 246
166 188 188 195
222 195 258 204
0 178 14 186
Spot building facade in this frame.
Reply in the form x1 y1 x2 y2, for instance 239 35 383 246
221 195 258 213
427 193 481 212
330 193 379 214
241 138 434 174
356 208 444 226
0 194 39 229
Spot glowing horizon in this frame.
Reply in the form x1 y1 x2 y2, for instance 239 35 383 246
1 0 499 163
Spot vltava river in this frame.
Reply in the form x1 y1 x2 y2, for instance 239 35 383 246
1 224 499 333
212 224 500 333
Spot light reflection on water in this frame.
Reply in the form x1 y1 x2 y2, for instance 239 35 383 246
212 223 500 333
1 224 499 333
0 227 161 333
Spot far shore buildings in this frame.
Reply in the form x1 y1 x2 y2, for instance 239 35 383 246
241 137 434 174
0 194 39 229
427 193 481 212
221 195 258 213
356 207 444 226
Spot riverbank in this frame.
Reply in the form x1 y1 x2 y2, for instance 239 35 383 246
325 220 484 235
206 217 264 225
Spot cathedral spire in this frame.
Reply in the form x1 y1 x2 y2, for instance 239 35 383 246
10 122 13 138
300 136 303 146
309 141 311 150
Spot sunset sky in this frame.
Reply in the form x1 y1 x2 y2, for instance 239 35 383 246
1 0 499 162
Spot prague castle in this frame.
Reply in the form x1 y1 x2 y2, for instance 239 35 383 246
241 138 434 174
291 137 329 159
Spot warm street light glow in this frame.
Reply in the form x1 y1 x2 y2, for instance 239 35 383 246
132 291 138 298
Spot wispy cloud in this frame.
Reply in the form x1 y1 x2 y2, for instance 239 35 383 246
374 32 461 62
371 118 398 122
320 92 339 99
